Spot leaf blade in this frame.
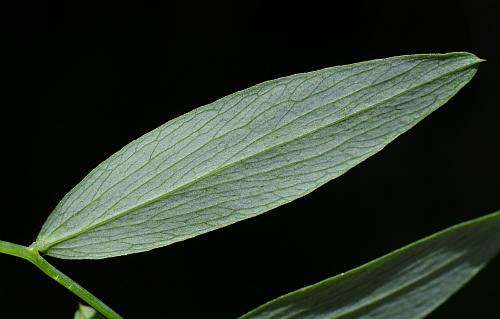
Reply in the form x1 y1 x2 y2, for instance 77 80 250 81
36 53 481 259
239 210 500 319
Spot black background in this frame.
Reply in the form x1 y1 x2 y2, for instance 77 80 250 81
3 1 500 318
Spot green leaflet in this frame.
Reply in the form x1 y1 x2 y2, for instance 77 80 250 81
239 211 500 319
35 53 481 259
74 304 104 319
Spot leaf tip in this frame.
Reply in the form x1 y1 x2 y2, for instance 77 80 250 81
464 52 485 64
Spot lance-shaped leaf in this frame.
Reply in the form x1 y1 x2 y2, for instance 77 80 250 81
239 210 500 319
35 52 481 259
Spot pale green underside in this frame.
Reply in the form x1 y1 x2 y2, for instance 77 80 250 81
239 211 500 319
36 52 481 259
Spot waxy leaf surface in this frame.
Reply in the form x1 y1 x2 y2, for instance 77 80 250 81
239 211 500 319
36 53 481 259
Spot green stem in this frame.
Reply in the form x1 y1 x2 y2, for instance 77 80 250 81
0 240 123 319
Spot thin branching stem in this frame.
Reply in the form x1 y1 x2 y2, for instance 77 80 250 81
0 240 123 319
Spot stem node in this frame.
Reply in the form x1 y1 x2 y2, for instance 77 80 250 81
0 240 123 319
